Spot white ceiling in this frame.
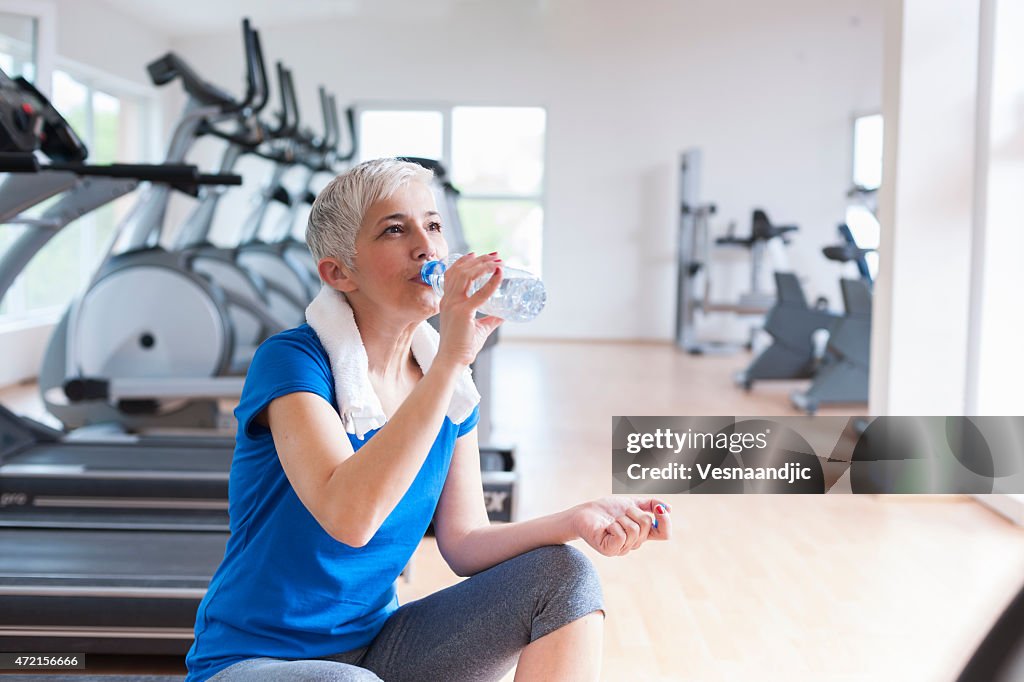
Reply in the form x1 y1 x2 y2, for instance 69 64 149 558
100 0 543 38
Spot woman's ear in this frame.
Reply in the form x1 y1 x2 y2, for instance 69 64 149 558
318 257 357 293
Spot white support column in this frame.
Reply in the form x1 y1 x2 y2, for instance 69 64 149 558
965 0 1024 416
871 0 983 415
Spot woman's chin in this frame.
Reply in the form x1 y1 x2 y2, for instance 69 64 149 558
410 292 441 318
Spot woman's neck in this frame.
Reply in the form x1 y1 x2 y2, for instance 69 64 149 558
349 300 421 382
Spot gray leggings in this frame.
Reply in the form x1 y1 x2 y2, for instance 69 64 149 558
207 544 604 682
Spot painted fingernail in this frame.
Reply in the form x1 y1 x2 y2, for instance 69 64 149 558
652 517 659 529
655 504 667 514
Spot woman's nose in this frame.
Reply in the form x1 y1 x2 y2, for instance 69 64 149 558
414 244 436 261
412 231 437 261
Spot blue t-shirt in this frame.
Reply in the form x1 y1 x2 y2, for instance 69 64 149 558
185 324 478 682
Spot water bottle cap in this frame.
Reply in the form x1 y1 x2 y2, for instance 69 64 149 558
420 259 446 284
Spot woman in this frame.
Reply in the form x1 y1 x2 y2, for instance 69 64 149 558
185 158 673 682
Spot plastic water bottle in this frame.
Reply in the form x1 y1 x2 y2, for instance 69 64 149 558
420 253 546 322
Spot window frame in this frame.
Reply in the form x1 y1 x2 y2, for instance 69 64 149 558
0 0 55 90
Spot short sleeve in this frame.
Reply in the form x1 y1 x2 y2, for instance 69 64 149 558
456 404 481 437
234 328 335 440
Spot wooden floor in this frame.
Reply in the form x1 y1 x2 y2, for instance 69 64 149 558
2 340 1023 681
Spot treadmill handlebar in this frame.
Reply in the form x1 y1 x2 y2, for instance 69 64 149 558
48 162 198 182
0 151 41 172
0 157 241 187
197 173 243 186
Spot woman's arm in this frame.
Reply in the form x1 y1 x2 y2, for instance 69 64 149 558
433 427 574 576
267 255 504 547
267 356 463 547
434 429 674 577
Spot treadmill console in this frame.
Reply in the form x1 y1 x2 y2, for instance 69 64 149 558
0 66 88 162
0 67 44 154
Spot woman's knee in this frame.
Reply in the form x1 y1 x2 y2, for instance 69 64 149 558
210 658 383 681
511 545 604 642
522 545 604 607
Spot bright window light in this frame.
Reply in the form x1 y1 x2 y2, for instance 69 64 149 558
358 110 444 162
853 114 883 190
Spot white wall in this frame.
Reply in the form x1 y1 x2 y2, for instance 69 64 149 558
166 0 883 341
51 0 170 88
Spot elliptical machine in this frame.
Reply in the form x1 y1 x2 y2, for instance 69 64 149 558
790 224 874 414
38 19 266 431
170 59 315 350
231 67 326 306
735 221 876 414
164 32 303 359
263 91 357 285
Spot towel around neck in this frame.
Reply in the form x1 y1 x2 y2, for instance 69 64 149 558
305 285 481 439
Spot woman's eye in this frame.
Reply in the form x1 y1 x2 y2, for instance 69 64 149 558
429 221 443 232
384 225 403 235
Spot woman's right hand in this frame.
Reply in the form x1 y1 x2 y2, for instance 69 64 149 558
434 252 505 368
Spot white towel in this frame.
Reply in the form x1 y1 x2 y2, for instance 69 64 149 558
305 285 480 440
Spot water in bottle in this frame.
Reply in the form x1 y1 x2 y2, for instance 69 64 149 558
419 253 546 322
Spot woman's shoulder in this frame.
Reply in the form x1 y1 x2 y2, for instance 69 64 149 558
240 325 335 407
260 324 325 354
251 324 331 372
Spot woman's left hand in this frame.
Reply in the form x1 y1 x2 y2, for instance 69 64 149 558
570 496 672 556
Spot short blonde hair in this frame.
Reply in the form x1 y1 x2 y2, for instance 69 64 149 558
306 158 434 272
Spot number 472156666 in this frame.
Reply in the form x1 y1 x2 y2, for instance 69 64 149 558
2 654 84 669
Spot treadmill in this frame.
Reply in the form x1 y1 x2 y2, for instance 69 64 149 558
0 528 225 654
0 56 249 535
0 405 230 532
0 48 248 655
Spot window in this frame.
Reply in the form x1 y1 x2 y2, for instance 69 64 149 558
359 110 444 162
0 10 35 81
845 113 883 280
357 105 546 274
0 66 154 322
852 113 883 191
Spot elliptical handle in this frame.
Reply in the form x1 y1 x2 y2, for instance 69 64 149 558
239 19 270 115
268 61 291 137
249 28 269 114
333 98 358 163
282 67 300 137
318 86 335 150
144 18 265 115
235 18 257 112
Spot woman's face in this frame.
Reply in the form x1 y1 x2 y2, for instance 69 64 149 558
346 180 449 320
